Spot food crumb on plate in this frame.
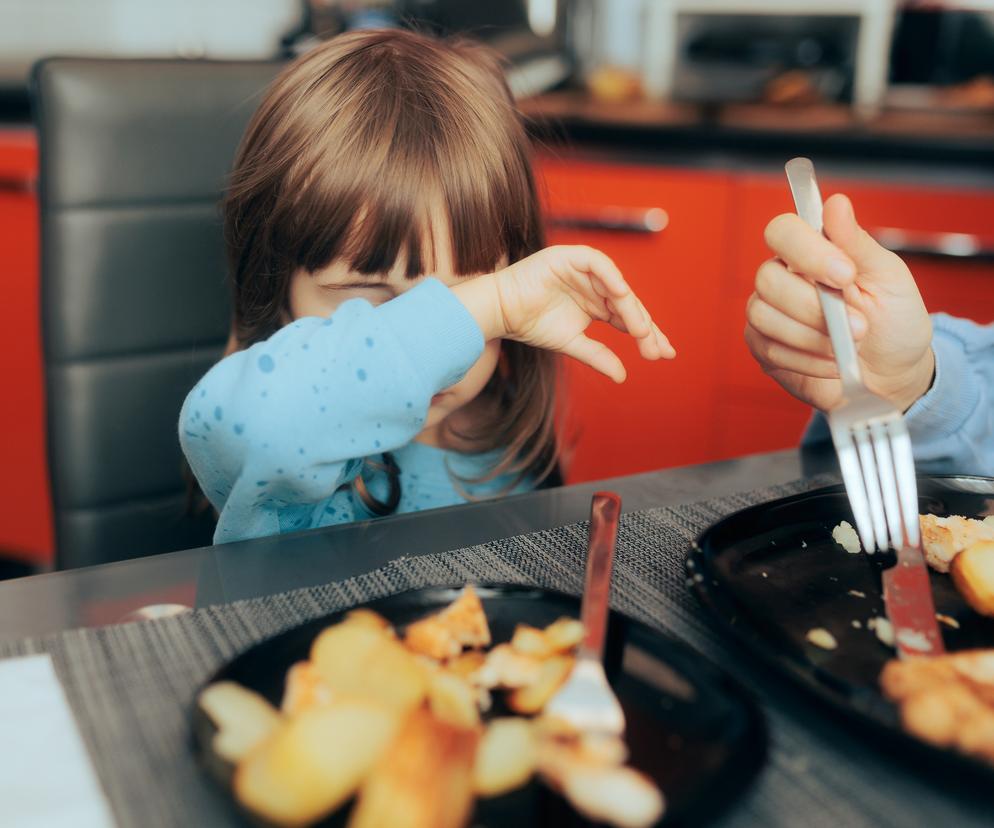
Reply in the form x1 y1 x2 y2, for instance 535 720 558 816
851 619 862 629
761 571 768 578
832 521 861 554
847 589 866 598
806 628 838 650
868 616 895 647
896 628 933 653
936 613 960 629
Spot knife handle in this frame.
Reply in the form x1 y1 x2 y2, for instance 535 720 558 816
581 492 621 661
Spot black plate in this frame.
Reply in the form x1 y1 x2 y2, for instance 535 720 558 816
691 475 994 779
192 584 767 827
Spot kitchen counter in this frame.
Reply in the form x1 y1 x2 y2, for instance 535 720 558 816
522 91 994 189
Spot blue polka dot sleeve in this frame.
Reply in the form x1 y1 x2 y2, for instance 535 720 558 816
178 278 484 543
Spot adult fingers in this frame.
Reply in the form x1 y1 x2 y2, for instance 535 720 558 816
744 323 840 379
764 213 857 289
823 193 908 292
754 259 867 337
747 294 834 357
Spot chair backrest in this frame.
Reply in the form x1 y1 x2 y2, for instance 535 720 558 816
33 58 281 569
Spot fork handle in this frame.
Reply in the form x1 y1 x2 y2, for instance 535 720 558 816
817 287 865 395
785 157 865 397
581 492 621 661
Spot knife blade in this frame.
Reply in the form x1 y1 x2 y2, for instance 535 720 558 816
882 544 945 660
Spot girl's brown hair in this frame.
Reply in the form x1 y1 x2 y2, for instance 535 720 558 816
223 28 560 504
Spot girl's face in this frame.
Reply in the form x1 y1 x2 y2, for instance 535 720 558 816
288 239 502 446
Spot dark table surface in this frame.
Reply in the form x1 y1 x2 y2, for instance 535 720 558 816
0 449 820 643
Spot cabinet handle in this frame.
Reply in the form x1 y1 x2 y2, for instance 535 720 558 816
873 227 994 263
547 207 668 234
0 175 35 194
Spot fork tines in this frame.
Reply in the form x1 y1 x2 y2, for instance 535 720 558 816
831 412 920 555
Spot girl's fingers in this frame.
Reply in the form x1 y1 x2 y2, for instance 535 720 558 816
763 213 857 289
653 323 676 358
598 286 650 339
562 245 653 339
604 305 673 360
746 294 834 357
560 246 653 338
744 324 840 379
561 333 627 383
561 245 630 298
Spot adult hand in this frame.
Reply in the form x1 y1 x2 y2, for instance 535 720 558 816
745 193 934 412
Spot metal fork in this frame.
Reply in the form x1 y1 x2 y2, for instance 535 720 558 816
545 491 625 735
784 157 920 555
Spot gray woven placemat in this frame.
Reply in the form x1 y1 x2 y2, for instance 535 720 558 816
0 478 988 828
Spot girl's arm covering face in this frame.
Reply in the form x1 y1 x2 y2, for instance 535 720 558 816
179 279 483 544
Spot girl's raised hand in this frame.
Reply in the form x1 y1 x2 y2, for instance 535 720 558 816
454 245 675 383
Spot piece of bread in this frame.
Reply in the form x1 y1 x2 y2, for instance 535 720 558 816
920 514 994 573
951 541 994 617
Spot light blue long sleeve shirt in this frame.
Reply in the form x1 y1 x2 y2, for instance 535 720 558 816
179 279 531 544
805 313 994 476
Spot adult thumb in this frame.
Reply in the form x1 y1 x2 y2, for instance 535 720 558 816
823 193 903 287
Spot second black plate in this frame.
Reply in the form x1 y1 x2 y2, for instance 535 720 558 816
690 475 994 779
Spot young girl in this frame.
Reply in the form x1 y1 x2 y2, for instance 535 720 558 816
180 28 674 544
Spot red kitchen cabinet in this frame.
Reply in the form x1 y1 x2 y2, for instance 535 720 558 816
716 172 994 459
535 156 734 483
0 129 52 565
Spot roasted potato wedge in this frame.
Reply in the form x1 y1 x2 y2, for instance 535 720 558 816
235 699 399 827
310 622 386 695
348 708 478 828
538 741 664 828
473 717 536 797
510 625 552 658
952 541 994 617
446 650 486 679
558 762 664 828
281 661 334 716
507 656 573 715
345 608 394 633
312 621 426 713
474 644 542 690
359 637 429 712
199 681 281 764
543 618 585 654
428 670 481 730
404 587 491 660
405 616 460 661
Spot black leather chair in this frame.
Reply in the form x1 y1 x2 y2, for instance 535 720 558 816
33 59 281 569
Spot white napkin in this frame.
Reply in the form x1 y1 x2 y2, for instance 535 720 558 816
0 654 116 828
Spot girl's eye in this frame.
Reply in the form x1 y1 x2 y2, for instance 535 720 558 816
319 284 393 306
